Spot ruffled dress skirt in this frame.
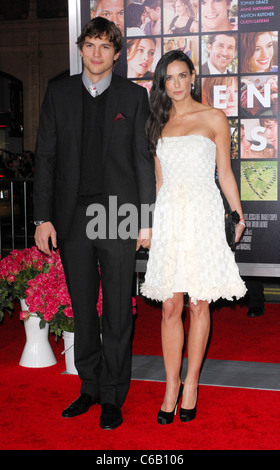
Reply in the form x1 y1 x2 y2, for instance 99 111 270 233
141 135 247 304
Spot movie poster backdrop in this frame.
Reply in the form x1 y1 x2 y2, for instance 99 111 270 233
76 0 280 275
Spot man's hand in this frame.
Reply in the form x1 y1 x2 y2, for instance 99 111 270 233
136 228 152 251
34 222 57 256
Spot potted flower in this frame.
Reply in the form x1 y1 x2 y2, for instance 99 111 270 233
0 246 59 367
0 246 57 321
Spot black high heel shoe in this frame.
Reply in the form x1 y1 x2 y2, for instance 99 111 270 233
179 388 198 422
157 383 183 425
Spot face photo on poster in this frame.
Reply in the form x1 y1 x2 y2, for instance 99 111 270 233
202 76 238 116
163 0 199 35
128 0 162 36
259 117 278 157
201 32 238 75
163 35 199 73
240 119 277 159
240 74 278 118
201 0 238 33
125 2 147 36
90 0 125 35
240 31 278 74
127 36 161 78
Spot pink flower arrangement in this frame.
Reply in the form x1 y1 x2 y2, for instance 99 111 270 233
0 246 56 321
1 246 137 338
0 246 54 280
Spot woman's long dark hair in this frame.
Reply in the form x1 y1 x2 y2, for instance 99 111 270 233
146 50 197 154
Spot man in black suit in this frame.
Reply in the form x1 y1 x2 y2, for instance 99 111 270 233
33 17 155 429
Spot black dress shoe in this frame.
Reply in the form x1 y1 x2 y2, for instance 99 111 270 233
247 307 264 318
62 393 100 418
100 404 123 430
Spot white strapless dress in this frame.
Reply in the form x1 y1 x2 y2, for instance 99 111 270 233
141 135 247 304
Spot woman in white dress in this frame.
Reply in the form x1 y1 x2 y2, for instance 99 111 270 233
141 51 246 424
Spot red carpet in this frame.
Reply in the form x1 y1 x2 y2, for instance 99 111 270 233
0 298 280 450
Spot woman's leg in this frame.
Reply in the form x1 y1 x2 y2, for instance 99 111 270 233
160 292 184 412
182 299 210 409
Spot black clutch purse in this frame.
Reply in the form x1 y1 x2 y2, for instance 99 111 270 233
225 210 240 249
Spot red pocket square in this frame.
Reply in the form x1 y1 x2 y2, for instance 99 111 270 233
114 112 126 121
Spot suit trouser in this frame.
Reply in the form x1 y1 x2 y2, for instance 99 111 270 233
59 204 137 408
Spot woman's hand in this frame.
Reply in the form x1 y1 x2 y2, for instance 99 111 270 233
235 222 245 244
136 228 152 250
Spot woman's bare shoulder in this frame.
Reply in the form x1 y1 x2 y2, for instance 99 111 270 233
203 107 228 129
195 107 229 143
194 105 226 123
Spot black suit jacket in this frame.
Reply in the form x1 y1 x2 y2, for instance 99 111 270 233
33 73 155 239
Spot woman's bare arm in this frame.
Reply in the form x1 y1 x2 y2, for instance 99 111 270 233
214 110 245 242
